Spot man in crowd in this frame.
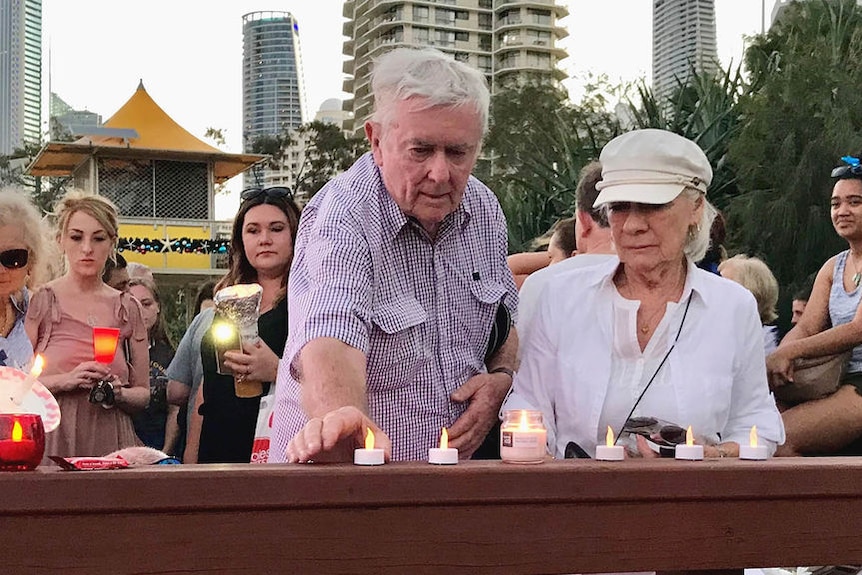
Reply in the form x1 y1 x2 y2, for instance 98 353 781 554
102 252 130 293
516 161 616 341
270 47 518 463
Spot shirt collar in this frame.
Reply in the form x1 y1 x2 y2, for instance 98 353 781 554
596 258 710 306
9 287 28 317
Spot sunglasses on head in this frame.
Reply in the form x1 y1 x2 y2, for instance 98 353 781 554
240 186 293 202
0 249 28 270
831 156 862 179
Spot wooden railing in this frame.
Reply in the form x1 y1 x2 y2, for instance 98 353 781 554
2 458 862 574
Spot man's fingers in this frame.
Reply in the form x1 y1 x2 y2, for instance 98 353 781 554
450 374 485 403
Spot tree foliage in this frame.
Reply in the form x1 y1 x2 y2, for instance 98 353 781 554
726 0 862 292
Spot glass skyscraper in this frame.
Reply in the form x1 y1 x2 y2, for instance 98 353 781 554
0 0 42 155
652 0 718 101
242 11 306 153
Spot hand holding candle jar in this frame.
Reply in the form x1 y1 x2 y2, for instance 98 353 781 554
213 284 264 398
428 427 458 465
595 425 624 461
739 425 768 460
674 426 704 460
354 428 385 466
500 409 547 464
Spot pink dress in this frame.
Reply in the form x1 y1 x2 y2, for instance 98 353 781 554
26 285 147 458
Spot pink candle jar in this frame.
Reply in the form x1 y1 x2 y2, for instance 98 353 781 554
0 413 45 471
500 409 547 464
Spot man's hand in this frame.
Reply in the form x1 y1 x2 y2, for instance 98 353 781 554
447 371 511 459
286 406 392 464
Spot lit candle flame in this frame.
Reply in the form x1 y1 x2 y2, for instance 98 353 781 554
364 428 375 450
440 427 449 450
30 355 44 378
686 425 694 447
11 420 23 442
749 425 758 448
606 425 615 447
519 410 529 431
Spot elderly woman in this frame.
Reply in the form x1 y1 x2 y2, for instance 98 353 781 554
719 254 781 356
767 156 862 456
0 187 49 369
509 129 784 459
26 190 149 459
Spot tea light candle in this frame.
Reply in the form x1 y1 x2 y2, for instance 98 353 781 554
739 425 768 460
595 425 624 461
428 427 458 465
500 409 547 464
353 428 384 466
0 414 45 471
674 425 704 460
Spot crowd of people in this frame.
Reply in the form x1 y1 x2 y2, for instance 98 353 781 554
3 46 862 464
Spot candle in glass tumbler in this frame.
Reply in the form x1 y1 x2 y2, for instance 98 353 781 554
595 426 624 461
428 427 458 465
500 409 547 464
739 425 768 460
674 426 704 460
0 414 45 471
354 428 385 466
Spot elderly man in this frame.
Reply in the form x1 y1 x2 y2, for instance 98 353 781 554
270 47 518 463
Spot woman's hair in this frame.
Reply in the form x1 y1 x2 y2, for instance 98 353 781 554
681 188 718 263
215 192 302 301
193 280 217 316
718 254 779 324
128 277 172 348
53 189 120 264
371 47 490 135
0 186 50 288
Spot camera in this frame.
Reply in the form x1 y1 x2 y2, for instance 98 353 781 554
89 380 115 407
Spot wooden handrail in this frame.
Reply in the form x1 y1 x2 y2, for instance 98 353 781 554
1 458 861 574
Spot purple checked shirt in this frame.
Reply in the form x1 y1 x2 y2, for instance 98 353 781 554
269 153 518 461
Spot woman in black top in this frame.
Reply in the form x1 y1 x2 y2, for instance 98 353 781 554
195 187 300 463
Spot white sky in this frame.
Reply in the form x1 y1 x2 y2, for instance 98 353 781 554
41 0 776 218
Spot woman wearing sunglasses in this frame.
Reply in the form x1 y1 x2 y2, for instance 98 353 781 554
187 187 301 463
25 190 150 459
508 129 784 459
768 156 862 456
0 187 50 370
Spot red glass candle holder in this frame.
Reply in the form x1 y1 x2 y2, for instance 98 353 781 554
0 413 45 471
93 327 120 364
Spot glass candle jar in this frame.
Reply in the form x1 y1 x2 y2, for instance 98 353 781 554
500 409 547 464
0 413 45 471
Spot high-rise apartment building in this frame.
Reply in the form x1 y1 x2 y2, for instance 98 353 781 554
341 0 569 135
0 0 42 155
242 11 306 162
652 0 718 101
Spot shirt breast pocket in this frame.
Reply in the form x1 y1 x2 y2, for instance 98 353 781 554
468 279 508 357
369 297 428 391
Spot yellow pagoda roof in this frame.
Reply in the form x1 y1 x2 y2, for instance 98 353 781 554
27 81 264 183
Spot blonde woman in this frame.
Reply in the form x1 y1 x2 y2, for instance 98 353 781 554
26 190 149 458
0 187 49 369
719 254 780 356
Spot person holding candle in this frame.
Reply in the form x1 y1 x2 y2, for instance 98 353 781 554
0 187 50 370
508 129 785 459
25 190 150 459
273 47 519 464
767 155 862 456
190 186 300 463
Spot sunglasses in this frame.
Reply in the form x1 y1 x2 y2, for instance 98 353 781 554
831 156 862 179
0 249 28 270
622 416 687 446
240 186 293 201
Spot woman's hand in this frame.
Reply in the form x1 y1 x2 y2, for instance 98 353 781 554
224 340 280 383
68 361 111 392
766 348 795 389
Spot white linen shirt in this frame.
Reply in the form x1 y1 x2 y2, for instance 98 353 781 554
510 258 785 458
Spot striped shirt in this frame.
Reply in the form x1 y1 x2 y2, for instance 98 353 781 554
270 153 518 461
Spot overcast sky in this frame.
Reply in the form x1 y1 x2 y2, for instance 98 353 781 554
41 0 776 217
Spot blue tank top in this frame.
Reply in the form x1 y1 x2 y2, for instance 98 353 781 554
830 250 862 373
